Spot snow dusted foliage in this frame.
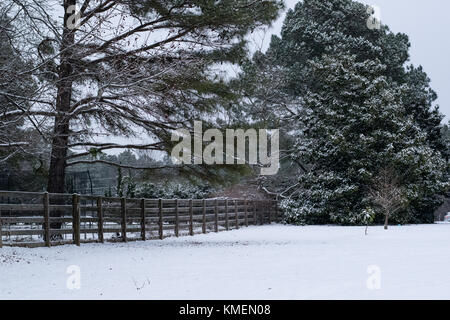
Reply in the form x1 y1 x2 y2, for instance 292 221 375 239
134 182 214 199
281 52 448 225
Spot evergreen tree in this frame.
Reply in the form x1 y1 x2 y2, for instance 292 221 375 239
238 0 448 224
281 52 447 225
268 0 444 156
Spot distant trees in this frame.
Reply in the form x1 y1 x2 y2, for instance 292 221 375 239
63 149 221 198
280 51 447 225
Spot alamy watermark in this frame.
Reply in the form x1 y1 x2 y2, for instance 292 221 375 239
171 121 279 176
367 5 382 30
68 4 382 31
66 265 81 290
67 5 81 30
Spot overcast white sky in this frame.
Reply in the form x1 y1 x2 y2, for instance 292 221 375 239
252 0 450 121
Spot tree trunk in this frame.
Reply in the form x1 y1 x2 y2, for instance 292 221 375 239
384 212 389 230
46 0 76 235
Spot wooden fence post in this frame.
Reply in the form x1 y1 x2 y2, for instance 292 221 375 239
259 200 263 225
202 199 206 234
175 199 179 237
158 199 163 240
258 200 264 226
255 200 259 225
72 194 80 246
262 201 265 225
225 199 229 231
140 199 146 241
43 192 50 247
262 201 266 225
214 199 218 232
244 199 248 227
121 197 127 242
189 199 194 236
269 200 275 223
97 196 104 243
274 200 278 222
235 200 239 229
0 210 3 248
253 201 257 226
276 197 280 222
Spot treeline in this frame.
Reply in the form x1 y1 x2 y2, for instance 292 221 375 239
0 148 217 199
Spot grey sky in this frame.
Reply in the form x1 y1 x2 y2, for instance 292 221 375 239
253 0 450 121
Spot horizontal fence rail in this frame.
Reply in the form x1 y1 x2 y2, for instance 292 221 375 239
0 191 280 248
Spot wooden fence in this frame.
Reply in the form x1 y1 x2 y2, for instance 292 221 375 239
0 191 280 248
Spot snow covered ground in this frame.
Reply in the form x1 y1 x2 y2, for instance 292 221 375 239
1 224 449 300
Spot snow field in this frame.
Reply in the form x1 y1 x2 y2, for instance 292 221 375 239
1 224 449 299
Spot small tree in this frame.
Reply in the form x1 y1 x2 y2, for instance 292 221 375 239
369 167 408 230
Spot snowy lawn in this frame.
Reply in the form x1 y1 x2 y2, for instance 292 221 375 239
1 224 449 300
